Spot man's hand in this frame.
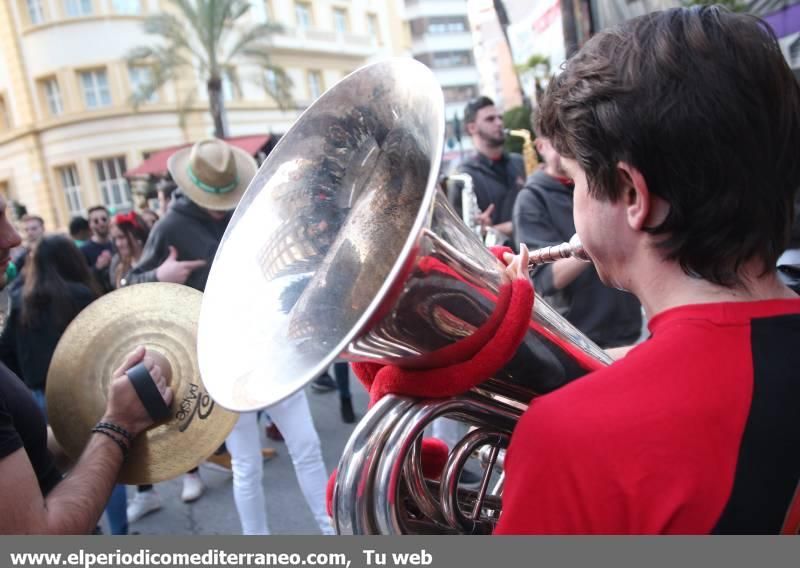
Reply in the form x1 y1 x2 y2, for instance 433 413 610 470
476 204 495 227
155 246 206 284
95 250 112 270
102 346 173 437
503 243 531 282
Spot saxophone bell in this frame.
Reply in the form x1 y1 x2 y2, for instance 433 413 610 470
506 129 539 177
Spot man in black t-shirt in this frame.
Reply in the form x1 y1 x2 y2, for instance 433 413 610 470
0 194 172 534
80 205 114 292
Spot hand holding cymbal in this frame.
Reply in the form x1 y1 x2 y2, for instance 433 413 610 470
103 346 173 438
47 283 238 484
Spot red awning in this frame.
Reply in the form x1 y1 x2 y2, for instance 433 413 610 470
125 134 271 179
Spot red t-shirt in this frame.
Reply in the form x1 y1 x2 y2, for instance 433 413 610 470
495 299 800 534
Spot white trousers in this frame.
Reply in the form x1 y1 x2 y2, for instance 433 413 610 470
432 417 467 449
225 390 334 535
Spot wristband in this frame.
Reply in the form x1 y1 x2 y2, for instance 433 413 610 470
91 427 129 460
95 421 133 443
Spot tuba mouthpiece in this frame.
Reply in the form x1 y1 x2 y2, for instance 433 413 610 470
527 234 590 268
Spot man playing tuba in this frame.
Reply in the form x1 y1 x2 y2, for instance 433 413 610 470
496 6 800 534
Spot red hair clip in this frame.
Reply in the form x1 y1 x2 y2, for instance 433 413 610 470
115 211 140 230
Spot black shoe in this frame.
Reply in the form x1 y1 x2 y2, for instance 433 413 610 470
340 397 355 424
311 374 337 392
459 469 483 487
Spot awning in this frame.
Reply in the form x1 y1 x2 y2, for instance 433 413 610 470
125 134 272 179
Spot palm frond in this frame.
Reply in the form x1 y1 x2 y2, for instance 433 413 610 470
167 0 203 34
126 45 189 109
129 0 292 132
252 62 294 111
224 22 282 64
142 13 208 65
210 0 252 64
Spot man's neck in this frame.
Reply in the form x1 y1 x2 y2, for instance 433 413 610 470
474 139 503 161
543 163 565 180
92 235 109 245
628 254 797 319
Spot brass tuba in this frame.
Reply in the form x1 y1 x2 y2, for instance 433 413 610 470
198 59 611 534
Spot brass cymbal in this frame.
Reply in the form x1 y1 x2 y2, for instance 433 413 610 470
46 282 238 484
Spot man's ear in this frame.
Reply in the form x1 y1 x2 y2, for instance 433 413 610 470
616 162 650 231
466 122 476 137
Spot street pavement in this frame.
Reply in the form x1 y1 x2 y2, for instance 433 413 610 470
109 380 370 535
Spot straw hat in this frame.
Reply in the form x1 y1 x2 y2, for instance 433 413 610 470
168 138 257 211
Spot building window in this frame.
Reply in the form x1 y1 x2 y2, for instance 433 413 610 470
112 0 140 13
366 13 380 44
94 157 131 210
222 67 241 101
295 2 312 29
41 78 64 116
333 8 348 35
307 70 323 100
428 50 473 69
264 69 279 94
58 165 84 216
26 0 45 24
64 0 91 16
80 69 112 109
128 66 157 103
410 16 468 36
428 17 466 34
442 84 478 104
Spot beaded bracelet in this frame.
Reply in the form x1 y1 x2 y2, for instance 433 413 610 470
95 421 133 443
91 427 129 460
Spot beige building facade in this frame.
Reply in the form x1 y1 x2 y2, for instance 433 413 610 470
0 0 406 229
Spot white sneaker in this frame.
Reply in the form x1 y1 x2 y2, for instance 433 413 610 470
126 490 162 523
181 472 205 503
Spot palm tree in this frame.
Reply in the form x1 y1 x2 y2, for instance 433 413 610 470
127 0 293 138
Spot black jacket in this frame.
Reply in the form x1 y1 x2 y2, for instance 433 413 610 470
124 191 232 292
0 282 95 390
513 170 642 348
450 152 526 225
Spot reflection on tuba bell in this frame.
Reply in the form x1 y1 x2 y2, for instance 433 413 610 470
198 59 611 535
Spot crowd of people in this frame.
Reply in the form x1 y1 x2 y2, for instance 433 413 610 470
0 4 798 535
0 138 355 535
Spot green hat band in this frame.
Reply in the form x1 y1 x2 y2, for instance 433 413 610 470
187 165 238 194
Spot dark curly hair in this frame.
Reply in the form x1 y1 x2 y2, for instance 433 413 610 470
537 6 800 286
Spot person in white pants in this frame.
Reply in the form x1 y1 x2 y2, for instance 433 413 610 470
225 389 334 535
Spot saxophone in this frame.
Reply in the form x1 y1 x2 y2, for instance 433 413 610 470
447 173 501 247
507 129 539 176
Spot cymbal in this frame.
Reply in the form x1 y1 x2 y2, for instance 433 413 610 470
46 283 238 484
